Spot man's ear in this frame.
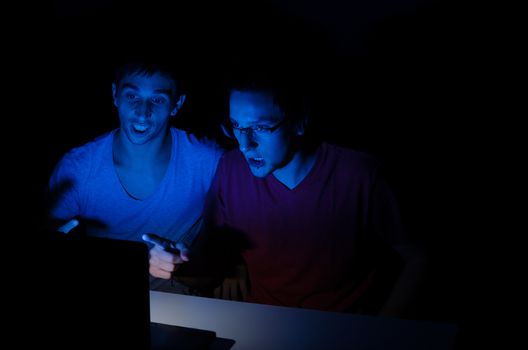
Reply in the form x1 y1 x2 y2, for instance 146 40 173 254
294 116 308 136
171 94 186 116
112 83 118 107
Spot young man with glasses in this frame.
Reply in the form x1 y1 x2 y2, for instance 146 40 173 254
150 70 427 317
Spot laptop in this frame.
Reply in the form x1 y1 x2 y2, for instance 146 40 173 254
27 233 217 349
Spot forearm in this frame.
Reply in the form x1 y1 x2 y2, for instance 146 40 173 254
378 249 428 318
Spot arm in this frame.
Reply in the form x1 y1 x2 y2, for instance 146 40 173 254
47 153 82 231
173 156 250 299
370 173 429 318
378 243 428 318
143 227 235 293
213 262 250 301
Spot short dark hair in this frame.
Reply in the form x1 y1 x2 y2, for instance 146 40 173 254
113 56 185 97
225 67 310 126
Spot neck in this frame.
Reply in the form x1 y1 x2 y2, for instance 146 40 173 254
113 129 172 167
273 147 317 190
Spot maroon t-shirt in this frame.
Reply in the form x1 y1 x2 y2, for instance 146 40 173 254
206 143 407 312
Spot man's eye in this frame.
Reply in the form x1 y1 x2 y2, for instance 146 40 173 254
126 93 138 100
253 126 269 132
152 97 167 105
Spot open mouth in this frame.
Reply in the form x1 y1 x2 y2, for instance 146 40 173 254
247 157 264 168
132 123 149 134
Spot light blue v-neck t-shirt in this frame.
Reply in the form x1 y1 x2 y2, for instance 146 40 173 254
48 127 223 245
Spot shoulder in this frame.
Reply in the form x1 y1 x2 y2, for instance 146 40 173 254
170 128 224 174
218 149 246 168
49 131 113 188
210 149 249 190
212 149 248 178
171 128 224 156
56 131 113 170
221 148 245 161
322 143 381 176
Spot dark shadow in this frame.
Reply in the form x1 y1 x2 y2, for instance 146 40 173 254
44 179 108 237
210 337 236 350
173 225 253 294
150 322 223 350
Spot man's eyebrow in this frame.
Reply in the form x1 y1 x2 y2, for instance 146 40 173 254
230 116 279 124
120 84 172 96
120 83 139 91
153 88 172 96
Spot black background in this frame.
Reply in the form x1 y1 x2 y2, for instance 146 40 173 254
10 0 507 346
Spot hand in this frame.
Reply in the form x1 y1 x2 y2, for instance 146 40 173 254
214 264 249 301
142 234 189 279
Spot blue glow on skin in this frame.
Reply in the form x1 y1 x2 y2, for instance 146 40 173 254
229 90 292 178
229 89 316 189
112 72 179 147
111 72 185 199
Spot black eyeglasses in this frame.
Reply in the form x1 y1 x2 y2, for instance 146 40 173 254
223 119 287 138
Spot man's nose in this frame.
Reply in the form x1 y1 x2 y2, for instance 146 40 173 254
238 132 256 152
135 100 152 118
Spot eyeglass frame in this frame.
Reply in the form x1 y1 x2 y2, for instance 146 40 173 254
222 118 288 139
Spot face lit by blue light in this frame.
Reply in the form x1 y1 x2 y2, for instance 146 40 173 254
229 89 297 178
112 72 182 145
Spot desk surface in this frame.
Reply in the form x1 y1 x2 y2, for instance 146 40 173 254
150 291 458 350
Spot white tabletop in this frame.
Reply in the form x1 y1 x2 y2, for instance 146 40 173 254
150 291 458 350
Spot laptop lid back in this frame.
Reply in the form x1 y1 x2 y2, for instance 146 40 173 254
34 234 151 348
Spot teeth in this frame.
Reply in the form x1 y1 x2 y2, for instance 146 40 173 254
133 124 148 132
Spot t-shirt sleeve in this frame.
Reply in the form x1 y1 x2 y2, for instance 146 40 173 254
369 171 409 246
47 152 84 223
203 154 228 228
207 141 225 189
184 132 225 194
